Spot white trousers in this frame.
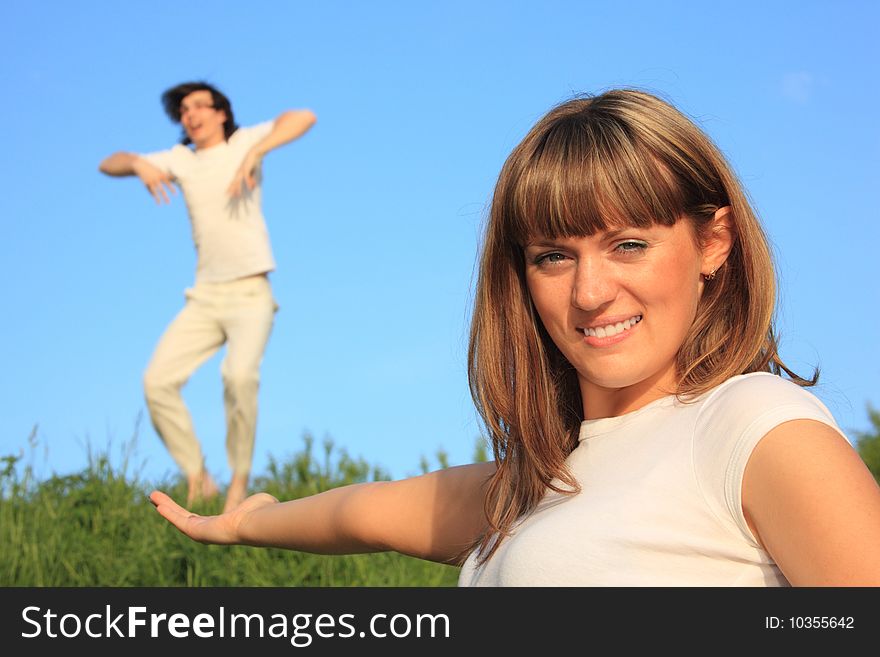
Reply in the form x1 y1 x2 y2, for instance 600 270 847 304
143 274 277 477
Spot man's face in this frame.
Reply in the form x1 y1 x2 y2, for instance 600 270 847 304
179 90 227 149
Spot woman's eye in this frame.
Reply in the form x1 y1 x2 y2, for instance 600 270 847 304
615 240 648 254
535 252 567 266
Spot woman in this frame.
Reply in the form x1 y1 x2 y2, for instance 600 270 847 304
151 89 880 586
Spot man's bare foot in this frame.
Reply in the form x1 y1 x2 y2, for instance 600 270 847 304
187 471 219 507
223 473 249 513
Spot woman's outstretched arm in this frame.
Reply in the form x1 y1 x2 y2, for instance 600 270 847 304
151 461 495 565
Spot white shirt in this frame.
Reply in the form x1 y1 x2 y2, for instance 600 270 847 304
458 373 845 586
142 122 276 283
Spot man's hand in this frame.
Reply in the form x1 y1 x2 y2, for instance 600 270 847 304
133 158 177 204
227 149 263 198
225 109 317 198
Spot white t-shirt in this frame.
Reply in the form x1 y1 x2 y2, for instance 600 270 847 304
142 122 277 284
458 372 846 586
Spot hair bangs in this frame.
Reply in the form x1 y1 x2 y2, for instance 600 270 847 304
506 113 690 246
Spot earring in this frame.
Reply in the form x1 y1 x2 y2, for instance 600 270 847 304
703 268 717 281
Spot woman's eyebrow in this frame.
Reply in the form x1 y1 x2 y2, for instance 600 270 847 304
524 238 558 248
525 226 641 248
603 225 648 239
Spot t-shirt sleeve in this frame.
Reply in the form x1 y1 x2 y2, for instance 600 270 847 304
228 121 275 150
692 373 846 545
139 146 182 178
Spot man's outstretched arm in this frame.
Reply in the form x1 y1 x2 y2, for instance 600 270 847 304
228 109 317 197
98 152 176 204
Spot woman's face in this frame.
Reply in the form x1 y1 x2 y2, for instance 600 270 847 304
524 219 711 419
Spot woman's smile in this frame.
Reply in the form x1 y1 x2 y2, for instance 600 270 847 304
580 313 643 344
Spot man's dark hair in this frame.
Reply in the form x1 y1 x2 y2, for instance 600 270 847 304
160 81 239 145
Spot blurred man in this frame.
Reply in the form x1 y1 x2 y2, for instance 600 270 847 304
99 81 316 511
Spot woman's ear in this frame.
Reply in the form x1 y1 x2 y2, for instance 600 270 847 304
701 206 735 277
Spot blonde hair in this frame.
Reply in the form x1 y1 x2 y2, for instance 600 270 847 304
466 89 815 564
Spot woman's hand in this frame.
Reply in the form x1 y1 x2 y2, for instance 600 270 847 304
150 490 279 545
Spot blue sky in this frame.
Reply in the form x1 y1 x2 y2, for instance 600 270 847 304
2 1 878 487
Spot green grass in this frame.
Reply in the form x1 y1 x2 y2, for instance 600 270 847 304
0 430 462 587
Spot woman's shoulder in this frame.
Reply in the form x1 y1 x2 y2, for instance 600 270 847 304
693 371 841 449
700 372 827 415
691 372 844 541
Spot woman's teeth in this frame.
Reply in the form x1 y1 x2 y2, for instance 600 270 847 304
583 315 642 338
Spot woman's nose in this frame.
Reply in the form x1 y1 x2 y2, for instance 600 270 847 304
571 258 617 311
